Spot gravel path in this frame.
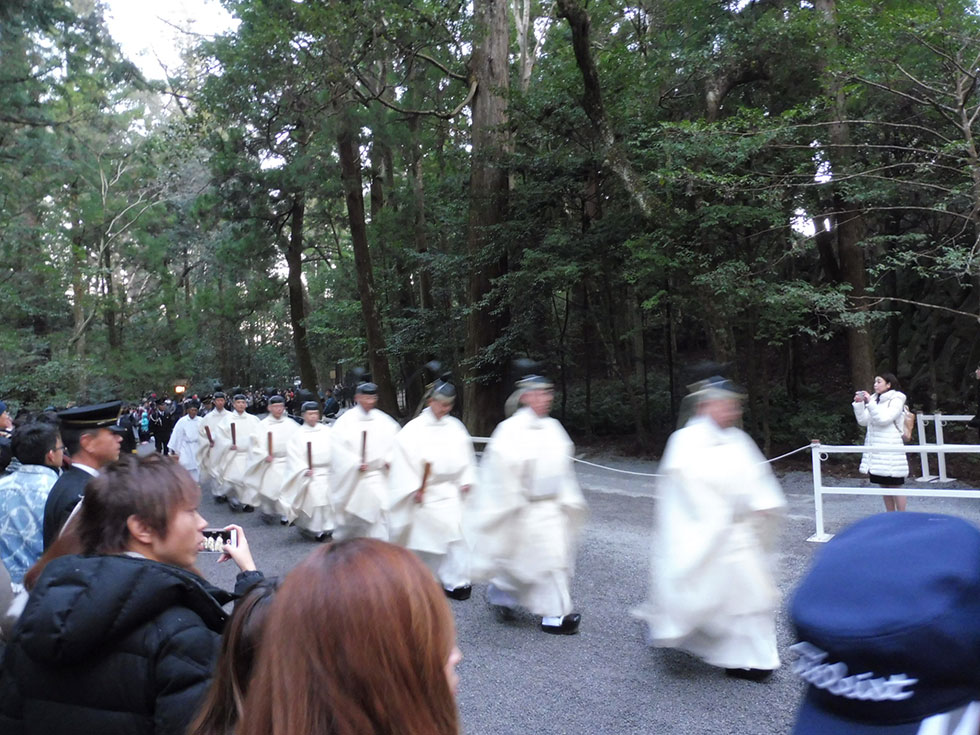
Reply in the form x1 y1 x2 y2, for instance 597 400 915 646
193 447 980 734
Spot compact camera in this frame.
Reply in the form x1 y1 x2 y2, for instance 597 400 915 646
201 528 238 553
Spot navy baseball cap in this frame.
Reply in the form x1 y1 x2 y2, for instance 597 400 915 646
790 512 980 734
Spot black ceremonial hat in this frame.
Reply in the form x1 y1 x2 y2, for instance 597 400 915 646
516 374 553 390
57 401 124 430
301 401 320 413
268 395 285 405
356 382 378 395
431 380 457 401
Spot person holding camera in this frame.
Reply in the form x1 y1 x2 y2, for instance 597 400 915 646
852 372 909 512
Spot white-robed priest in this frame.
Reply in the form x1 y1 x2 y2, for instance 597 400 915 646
389 380 476 600
167 399 202 481
632 376 786 681
242 394 298 524
468 375 587 635
218 393 262 511
279 400 335 541
195 391 231 500
330 381 400 541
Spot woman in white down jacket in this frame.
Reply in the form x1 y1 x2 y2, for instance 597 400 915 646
853 372 909 512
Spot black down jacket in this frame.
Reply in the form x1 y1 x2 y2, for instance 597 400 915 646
0 554 260 735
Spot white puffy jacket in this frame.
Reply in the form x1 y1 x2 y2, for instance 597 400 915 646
853 389 909 478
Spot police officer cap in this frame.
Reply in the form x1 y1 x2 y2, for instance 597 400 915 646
431 380 457 402
213 391 227 400
232 394 247 402
301 401 320 413
356 382 378 396
268 395 285 405
516 374 553 390
57 400 124 431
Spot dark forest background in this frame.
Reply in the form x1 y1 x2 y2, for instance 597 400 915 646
3 0 980 453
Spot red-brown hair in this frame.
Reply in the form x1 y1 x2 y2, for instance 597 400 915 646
238 539 460 735
187 578 281 735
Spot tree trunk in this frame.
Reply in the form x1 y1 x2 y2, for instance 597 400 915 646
283 193 319 392
463 0 511 436
102 243 120 349
409 117 434 310
815 0 875 389
556 0 657 218
337 118 400 416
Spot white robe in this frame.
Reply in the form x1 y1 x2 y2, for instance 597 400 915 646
632 415 786 670
195 408 232 492
219 410 263 505
331 405 400 540
242 415 299 513
167 415 202 481
468 407 587 617
389 409 476 588
278 423 335 533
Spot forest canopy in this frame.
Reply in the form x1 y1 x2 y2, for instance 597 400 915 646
2 0 979 449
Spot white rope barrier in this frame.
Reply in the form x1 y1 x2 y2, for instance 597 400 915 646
571 443 812 477
570 457 664 477
474 437 812 479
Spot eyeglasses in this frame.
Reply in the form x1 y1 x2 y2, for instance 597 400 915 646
53 445 66 452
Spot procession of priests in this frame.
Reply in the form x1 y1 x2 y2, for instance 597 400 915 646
188 370 784 654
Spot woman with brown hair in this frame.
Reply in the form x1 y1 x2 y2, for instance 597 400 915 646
239 538 462 735
0 454 261 735
188 578 280 735
853 372 910 512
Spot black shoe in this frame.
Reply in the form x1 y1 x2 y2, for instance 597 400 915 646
241 505 255 513
445 585 472 601
492 605 516 622
725 668 773 682
315 531 333 542
228 500 243 512
541 613 581 635
214 495 228 504
280 516 290 526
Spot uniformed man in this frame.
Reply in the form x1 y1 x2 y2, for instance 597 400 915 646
279 400 335 541
468 375 587 634
244 395 299 524
330 382 400 540
42 401 124 548
389 380 476 600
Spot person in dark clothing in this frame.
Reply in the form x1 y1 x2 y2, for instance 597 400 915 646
0 453 260 735
116 404 139 454
322 388 340 418
42 402 124 549
148 401 176 455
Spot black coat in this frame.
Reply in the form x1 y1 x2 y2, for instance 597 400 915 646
41 465 92 549
0 554 261 735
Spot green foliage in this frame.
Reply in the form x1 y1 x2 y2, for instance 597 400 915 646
1 0 979 446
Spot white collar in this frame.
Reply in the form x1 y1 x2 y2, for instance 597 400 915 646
71 461 100 477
